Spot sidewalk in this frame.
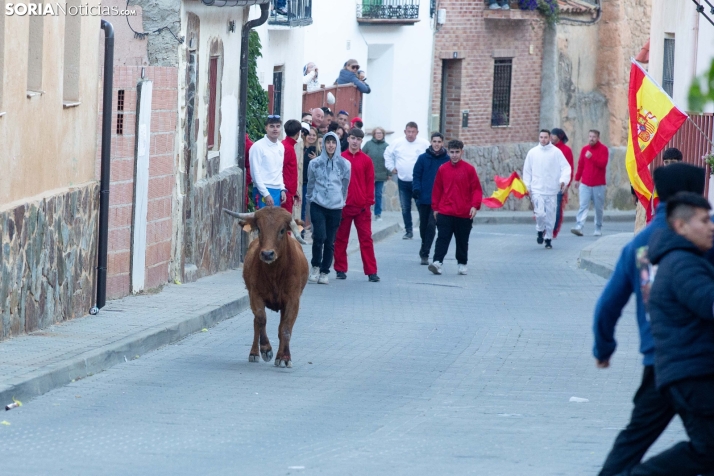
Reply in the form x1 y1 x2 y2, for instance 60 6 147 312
0 212 406 406
578 233 633 279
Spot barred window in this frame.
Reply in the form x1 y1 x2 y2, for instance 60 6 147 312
116 89 125 135
663 37 675 97
491 59 512 127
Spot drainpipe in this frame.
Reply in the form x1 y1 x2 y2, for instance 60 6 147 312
237 3 269 185
90 19 115 315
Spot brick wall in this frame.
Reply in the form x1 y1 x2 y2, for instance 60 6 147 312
432 1 545 146
96 66 178 299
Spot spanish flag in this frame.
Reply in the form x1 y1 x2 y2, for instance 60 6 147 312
483 172 528 208
627 59 688 219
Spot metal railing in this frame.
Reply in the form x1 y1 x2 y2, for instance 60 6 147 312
268 0 313 27
357 0 420 20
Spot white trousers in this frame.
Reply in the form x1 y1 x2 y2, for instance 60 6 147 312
532 194 557 239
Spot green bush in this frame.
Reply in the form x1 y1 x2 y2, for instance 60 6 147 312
688 58 714 113
247 30 268 142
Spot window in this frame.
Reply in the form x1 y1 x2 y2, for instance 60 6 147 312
116 90 125 135
27 15 43 92
207 56 218 149
491 59 512 127
272 68 283 118
63 0 81 103
663 36 675 97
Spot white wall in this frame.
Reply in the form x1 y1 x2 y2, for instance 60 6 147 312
649 0 714 112
302 0 435 143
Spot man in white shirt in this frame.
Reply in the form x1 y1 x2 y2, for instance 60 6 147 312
384 121 430 239
249 115 287 208
523 129 571 249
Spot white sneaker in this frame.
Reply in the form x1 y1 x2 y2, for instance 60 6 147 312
375 215 382 222
458 264 468 275
428 261 443 275
593 229 602 237
318 273 329 284
308 266 319 283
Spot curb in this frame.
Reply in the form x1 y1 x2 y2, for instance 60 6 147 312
475 213 635 225
578 257 614 280
0 295 250 405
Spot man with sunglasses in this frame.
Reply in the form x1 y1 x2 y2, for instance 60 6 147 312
249 115 287 209
336 59 371 94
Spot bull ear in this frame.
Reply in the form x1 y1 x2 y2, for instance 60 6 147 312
223 209 255 232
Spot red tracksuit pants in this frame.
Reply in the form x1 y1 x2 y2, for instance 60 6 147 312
281 195 294 215
333 205 377 275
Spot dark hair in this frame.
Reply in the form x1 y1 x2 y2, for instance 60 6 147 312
405 122 419 130
266 115 282 126
663 147 683 162
447 140 464 150
327 121 340 132
348 128 364 139
302 111 311 118
539 129 550 135
589 129 601 137
354 120 363 129
654 162 706 201
666 191 711 227
338 110 349 117
430 132 444 140
550 128 568 144
324 135 337 143
284 119 302 137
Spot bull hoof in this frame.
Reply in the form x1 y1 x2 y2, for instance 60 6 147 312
261 349 273 362
275 358 292 368
249 354 260 363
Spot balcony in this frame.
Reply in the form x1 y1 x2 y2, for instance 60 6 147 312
267 0 313 28
356 0 421 25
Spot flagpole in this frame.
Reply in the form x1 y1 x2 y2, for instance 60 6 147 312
686 116 714 150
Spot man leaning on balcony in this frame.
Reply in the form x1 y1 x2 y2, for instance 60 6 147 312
336 59 371 94
488 0 510 10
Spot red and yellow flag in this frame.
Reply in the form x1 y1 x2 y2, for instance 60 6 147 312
483 172 528 208
627 59 687 219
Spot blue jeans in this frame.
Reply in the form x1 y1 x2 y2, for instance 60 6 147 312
301 183 308 222
398 179 416 233
374 181 385 217
576 184 605 229
274 0 286 9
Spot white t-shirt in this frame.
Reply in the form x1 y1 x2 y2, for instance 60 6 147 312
384 136 430 182
249 136 285 197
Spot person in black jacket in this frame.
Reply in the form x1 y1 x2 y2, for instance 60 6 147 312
627 192 714 475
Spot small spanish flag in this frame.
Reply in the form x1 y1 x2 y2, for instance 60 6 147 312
626 59 688 220
483 172 528 208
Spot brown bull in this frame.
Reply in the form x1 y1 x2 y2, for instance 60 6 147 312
224 206 309 368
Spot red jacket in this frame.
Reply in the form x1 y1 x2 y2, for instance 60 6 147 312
282 136 299 197
575 141 608 187
342 148 375 209
245 135 254 185
555 141 574 185
432 160 483 219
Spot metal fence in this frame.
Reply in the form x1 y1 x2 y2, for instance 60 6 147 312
356 0 420 20
268 0 313 27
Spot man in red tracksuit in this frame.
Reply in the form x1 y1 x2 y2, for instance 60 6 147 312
334 128 380 283
428 139 483 276
281 120 301 215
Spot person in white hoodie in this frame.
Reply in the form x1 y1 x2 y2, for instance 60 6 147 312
384 122 430 239
523 130 572 249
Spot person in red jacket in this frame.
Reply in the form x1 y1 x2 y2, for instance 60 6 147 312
572 129 609 237
428 140 483 276
550 128 574 185
281 120 301 215
245 134 253 209
334 128 380 282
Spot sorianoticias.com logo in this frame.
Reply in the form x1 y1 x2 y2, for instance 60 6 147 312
5 3 137 16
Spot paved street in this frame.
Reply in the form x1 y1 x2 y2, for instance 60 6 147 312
0 221 685 475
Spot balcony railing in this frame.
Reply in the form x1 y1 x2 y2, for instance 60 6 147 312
268 0 313 27
356 0 421 24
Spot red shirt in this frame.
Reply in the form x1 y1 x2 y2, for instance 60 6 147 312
282 136 299 197
555 141 574 185
342 148 375 209
575 141 608 187
432 160 483 219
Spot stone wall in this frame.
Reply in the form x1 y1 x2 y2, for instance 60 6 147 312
183 167 243 282
0 183 99 340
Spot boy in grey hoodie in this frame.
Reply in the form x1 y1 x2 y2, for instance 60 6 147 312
306 132 351 284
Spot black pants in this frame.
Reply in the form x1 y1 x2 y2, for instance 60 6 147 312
599 366 675 475
629 375 714 475
418 204 437 259
432 214 472 265
310 202 342 274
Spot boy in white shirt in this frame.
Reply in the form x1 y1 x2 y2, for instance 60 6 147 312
249 115 287 208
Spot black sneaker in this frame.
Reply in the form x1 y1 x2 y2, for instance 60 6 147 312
537 231 544 245
403 231 413 240
368 274 380 282
544 239 552 249
420 256 429 265
336 272 347 280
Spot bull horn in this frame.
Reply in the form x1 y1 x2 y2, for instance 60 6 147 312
290 219 308 245
223 209 254 220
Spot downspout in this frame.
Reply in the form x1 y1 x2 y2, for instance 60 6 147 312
237 3 269 173
91 20 115 315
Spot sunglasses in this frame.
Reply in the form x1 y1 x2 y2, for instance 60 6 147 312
268 114 281 119
350 65 359 70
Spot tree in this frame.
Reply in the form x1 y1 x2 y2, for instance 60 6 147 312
247 30 268 141
688 58 714 112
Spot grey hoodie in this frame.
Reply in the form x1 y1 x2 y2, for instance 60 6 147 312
306 132 351 210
